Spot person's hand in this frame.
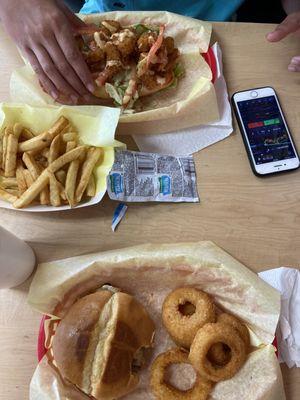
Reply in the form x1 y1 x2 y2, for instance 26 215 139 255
267 12 300 72
0 0 99 104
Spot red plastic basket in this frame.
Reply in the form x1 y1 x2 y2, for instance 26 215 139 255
202 46 218 83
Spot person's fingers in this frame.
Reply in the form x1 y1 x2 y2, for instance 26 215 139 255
77 94 112 105
267 13 300 42
54 26 95 93
33 44 80 103
288 56 300 71
43 33 90 96
24 47 60 101
56 0 87 29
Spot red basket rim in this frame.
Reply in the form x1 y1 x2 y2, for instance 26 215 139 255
37 315 49 362
202 46 218 83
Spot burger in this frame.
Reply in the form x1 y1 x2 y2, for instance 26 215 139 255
52 289 155 399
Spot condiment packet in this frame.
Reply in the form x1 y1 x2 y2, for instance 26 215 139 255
259 267 300 368
107 149 199 202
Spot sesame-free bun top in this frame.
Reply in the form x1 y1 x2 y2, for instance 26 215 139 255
52 290 155 400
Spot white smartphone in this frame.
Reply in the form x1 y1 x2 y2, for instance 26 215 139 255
232 87 299 176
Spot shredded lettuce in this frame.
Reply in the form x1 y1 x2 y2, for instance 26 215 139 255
173 63 185 78
105 83 124 105
167 77 178 89
134 24 159 35
134 24 149 36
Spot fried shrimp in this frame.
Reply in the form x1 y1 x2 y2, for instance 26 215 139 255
150 348 213 400
76 20 182 110
101 20 121 33
164 36 175 54
95 42 122 86
111 28 137 56
162 288 216 349
84 47 105 64
137 31 158 52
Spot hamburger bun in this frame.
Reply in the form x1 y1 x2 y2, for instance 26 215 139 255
52 290 155 400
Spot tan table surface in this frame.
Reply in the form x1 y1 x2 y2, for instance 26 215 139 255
0 21 299 399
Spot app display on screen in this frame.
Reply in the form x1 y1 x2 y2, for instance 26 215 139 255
237 96 296 164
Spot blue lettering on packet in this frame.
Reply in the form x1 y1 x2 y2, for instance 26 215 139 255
159 175 171 195
110 173 124 195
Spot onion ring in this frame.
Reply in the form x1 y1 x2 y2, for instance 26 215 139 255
207 342 231 366
189 322 246 382
150 348 213 400
218 313 250 349
208 313 250 365
162 288 216 348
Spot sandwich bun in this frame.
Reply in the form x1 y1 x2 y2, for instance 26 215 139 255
52 290 155 400
93 71 175 101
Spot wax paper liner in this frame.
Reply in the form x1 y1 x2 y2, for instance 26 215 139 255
28 241 285 399
0 102 124 212
10 11 219 135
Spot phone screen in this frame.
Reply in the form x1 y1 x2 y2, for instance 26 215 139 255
237 95 296 165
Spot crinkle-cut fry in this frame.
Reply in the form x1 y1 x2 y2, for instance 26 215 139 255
5 133 18 177
18 131 52 153
86 174 96 197
62 132 78 142
13 123 23 138
75 147 102 203
0 187 18 204
56 170 66 185
16 162 28 194
2 127 12 170
13 170 49 209
49 172 61 207
66 140 77 152
23 169 34 188
22 152 49 204
20 127 35 141
65 159 80 207
48 134 61 164
0 177 18 188
48 146 85 173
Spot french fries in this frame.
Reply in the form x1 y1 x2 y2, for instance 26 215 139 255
63 132 78 142
75 147 102 203
86 174 96 197
0 116 102 209
0 188 18 204
16 161 28 194
20 127 35 141
49 172 61 207
48 134 61 164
